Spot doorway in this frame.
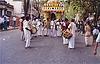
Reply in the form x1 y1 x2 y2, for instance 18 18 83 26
50 12 56 20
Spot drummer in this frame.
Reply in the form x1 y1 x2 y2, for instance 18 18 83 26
32 18 37 37
62 18 69 45
23 16 31 48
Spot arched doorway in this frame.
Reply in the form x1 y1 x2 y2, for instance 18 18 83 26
50 12 56 20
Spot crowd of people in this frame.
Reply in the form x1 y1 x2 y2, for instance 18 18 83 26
0 15 17 31
0 15 9 31
19 15 100 55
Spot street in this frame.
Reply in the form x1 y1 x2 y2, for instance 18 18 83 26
0 29 100 64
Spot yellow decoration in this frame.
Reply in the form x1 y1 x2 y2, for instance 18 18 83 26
42 0 64 21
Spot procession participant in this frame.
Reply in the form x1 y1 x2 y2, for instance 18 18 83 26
92 26 99 44
19 17 25 40
23 16 31 48
68 19 77 49
13 16 16 29
47 18 51 36
84 21 93 47
50 19 55 37
94 32 100 55
39 20 43 36
43 19 48 36
62 18 69 45
7 16 9 27
3 15 7 30
32 18 37 37
36 19 41 36
50 19 53 37
56 19 61 37
54 19 57 37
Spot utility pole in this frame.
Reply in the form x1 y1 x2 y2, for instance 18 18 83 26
37 0 40 18
30 0 33 21
23 0 30 17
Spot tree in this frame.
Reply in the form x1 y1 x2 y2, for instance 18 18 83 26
63 0 100 20
23 0 30 16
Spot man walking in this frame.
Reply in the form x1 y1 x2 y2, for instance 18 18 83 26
13 16 16 29
23 16 31 48
3 15 7 30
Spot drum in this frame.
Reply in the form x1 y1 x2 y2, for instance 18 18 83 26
31 27 37 34
62 29 72 39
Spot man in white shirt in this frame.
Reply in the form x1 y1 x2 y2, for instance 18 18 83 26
68 19 77 49
93 26 99 41
13 16 16 29
23 16 31 48
94 32 100 55
36 19 41 36
50 20 56 37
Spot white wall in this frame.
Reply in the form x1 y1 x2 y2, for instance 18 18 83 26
5 0 22 16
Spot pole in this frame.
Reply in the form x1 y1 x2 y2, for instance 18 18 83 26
38 0 40 18
30 0 33 21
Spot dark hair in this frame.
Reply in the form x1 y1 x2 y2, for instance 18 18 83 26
71 19 75 22
25 16 29 21
65 18 68 21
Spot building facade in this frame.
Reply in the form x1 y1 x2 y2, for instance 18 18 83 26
0 0 14 16
5 0 22 17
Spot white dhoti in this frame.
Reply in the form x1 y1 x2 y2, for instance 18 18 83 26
23 20 31 48
63 36 69 45
24 29 31 47
43 28 48 36
50 25 57 37
51 28 56 37
57 26 61 36
40 26 43 36
68 36 75 48
36 27 39 35
96 33 100 43
47 29 51 36
50 26 53 36
85 36 93 45
37 26 41 36
68 22 77 49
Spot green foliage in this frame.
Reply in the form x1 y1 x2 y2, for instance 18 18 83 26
64 0 99 20
64 0 83 20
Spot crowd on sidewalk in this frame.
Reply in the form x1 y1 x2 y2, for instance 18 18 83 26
0 15 17 31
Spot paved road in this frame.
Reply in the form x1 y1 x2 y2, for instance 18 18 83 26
0 30 100 64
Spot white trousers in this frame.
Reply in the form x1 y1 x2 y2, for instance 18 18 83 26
47 29 51 36
63 36 69 45
85 36 93 45
51 28 57 37
24 29 31 47
68 36 75 48
37 26 40 36
43 28 48 35
57 28 61 36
